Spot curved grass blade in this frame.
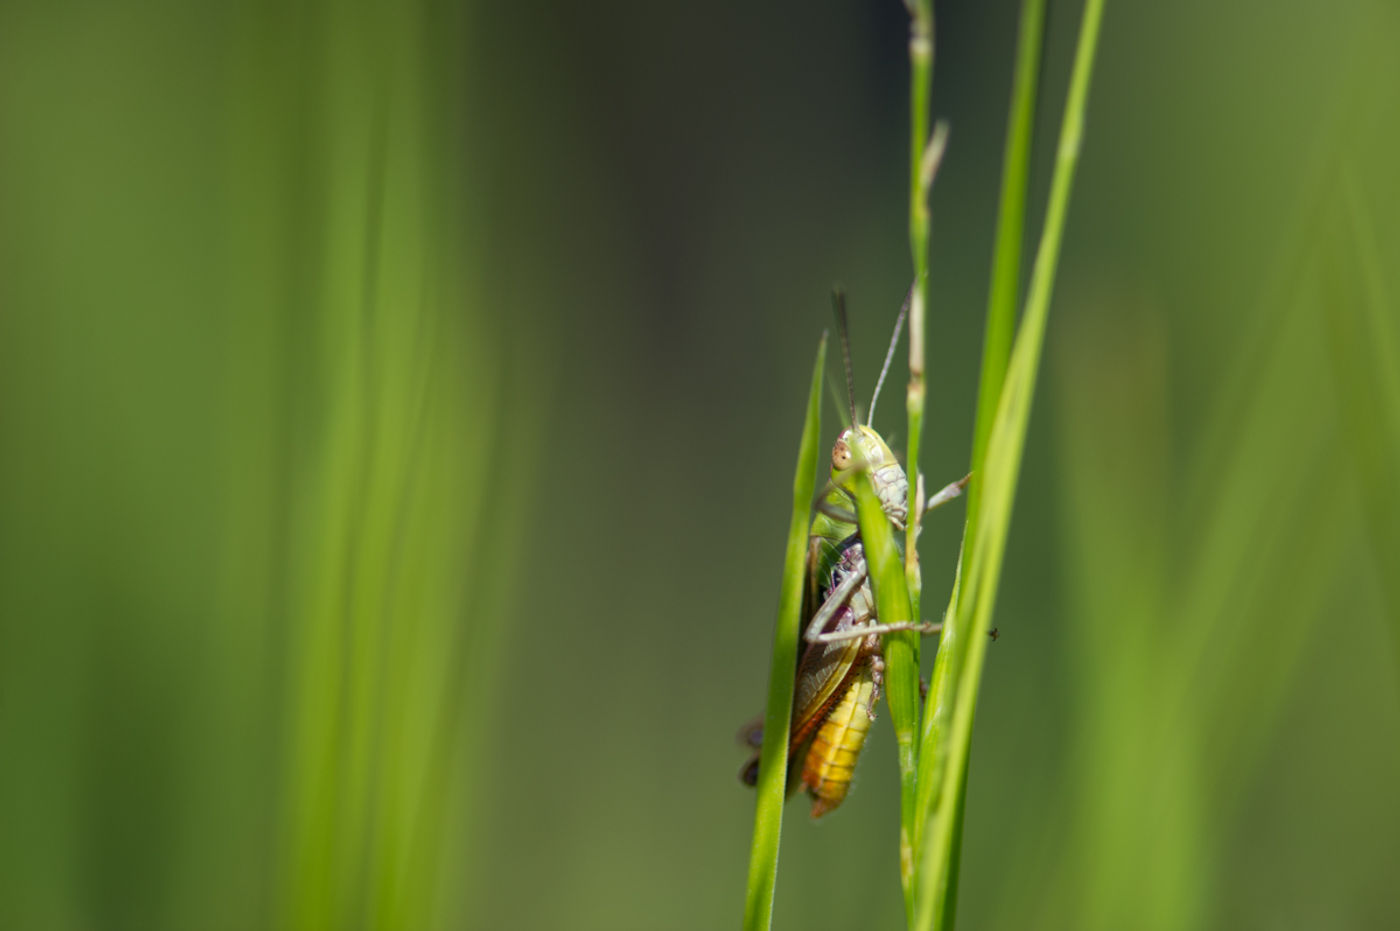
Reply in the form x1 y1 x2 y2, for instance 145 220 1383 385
913 0 1107 927
845 434 921 905
911 0 1049 917
743 333 828 931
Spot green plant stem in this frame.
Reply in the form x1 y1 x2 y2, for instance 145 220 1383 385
913 0 1106 928
898 0 935 914
743 334 827 931
911 0 1048 915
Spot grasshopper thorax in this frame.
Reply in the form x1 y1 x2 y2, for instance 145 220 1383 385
832 424 909 531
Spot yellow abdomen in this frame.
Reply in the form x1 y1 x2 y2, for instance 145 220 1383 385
801 668 875 818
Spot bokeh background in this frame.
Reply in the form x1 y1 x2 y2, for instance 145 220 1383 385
2 0 1397 929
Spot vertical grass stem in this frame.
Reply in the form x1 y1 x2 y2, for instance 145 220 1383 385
743 335 828 931
913 0 1106 928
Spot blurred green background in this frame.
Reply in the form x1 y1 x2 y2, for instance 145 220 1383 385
1 0 1397 929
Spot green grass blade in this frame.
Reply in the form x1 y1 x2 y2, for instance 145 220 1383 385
914 0 1047 919
1334 176 1400 663
912 0 1048 890
845 436 922 914
913 0 1107 928
969 0 1047 502
743 333 827 931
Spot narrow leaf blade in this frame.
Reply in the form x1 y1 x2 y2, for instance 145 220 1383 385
913 0 1107 926
743 333 827 931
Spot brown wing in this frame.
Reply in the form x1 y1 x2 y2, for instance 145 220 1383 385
740 535 862 791
788 610 864 750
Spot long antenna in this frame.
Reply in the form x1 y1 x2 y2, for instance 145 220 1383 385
867 283 911 425
832 288 858 426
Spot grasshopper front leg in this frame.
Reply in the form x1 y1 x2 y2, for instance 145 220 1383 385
806 548 946 644
914 471 971 521
802 560 944 644
800 564 867 643
923 472 971 514
810 620 942 642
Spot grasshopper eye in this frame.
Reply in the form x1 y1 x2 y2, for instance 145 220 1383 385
832 437 853 471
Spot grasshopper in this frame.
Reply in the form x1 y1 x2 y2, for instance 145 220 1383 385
740 294 968 817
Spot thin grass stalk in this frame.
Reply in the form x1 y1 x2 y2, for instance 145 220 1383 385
896 0 935 911
913 0 1107 928
910 0 1048 914
743 335 828 931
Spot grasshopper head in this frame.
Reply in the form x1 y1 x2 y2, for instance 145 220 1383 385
831 425 909 529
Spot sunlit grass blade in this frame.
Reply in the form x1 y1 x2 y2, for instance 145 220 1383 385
908 1 1046 918
743 333 827 931
1045 299 1345 928
1333 176 1400 660
846 436 921 906
912 0 1107 927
